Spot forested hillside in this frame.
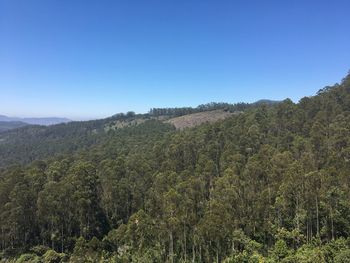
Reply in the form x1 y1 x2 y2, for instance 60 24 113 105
0 102 259 168
0 121 28 133
1 74 350 262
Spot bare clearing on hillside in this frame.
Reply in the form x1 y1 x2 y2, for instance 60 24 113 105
105 118 146 131
166 110 238 130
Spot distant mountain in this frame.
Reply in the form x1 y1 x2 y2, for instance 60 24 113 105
0 121 28 132
253 99 282 105
0 115 71 126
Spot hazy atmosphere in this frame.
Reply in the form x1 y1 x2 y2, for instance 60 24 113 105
1 0 349 119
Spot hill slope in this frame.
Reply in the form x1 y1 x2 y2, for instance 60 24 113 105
0 121 28 132
0 101 263 168
0 114 174 168
1 74 350 262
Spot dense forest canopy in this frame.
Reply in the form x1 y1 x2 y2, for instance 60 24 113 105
149 102 250 117
1 73 350 262
0 100 274 169
148 100 280 117
0 121 28 133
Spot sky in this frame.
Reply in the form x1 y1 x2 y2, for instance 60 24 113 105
0 0 350 120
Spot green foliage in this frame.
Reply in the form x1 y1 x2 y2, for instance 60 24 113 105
223 250 264 263
15 253 40 263
270 240 291 261
42 249 66 263
1 73 350 262
334 248 350 263
292 244 326 263
30 245 50 256
149 101 254 117
0 121 28 132
69 237 102 262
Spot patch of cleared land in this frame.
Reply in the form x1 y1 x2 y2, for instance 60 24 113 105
104 116 169 131
104 118 147 131
166 110 238 130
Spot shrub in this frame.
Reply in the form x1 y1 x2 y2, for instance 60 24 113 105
42 249 66 263
334 249 350 263
16 253 40 263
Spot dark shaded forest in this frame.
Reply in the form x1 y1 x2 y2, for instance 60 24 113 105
1 74 350 262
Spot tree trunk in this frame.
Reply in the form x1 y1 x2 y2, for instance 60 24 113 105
51 218 54 249
296 196 300 231
61 223 64 253
316 196 320 237
184 225 187 262
169 231 174 263
306 219 309 242
192 243 195 263
331 208 335 240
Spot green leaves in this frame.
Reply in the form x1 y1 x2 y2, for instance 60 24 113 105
1 73 350 262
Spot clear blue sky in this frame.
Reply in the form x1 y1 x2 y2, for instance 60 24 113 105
1 0 349 119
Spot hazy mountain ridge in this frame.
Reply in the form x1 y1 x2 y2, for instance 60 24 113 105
0 115 71 126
